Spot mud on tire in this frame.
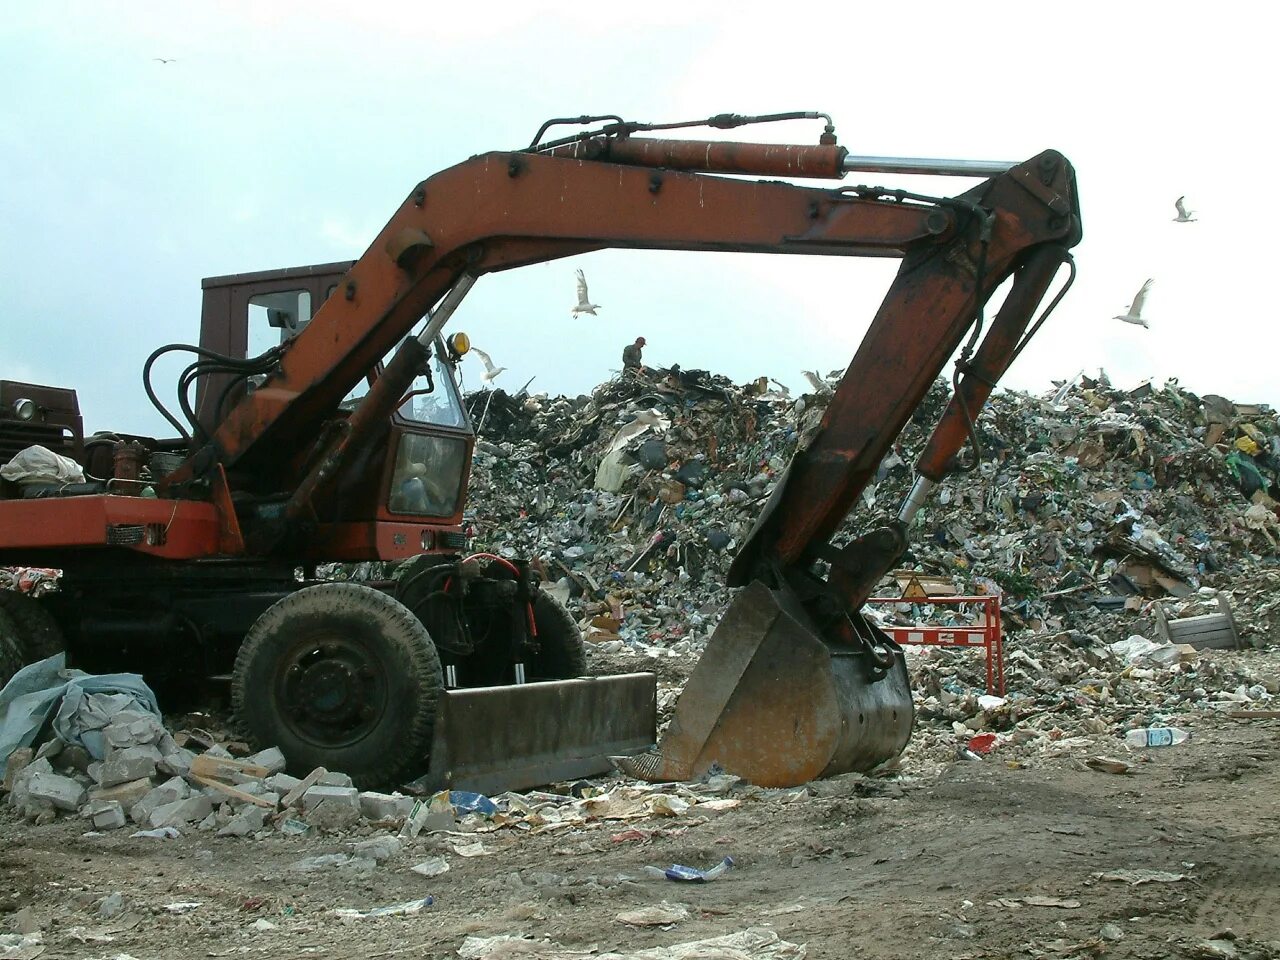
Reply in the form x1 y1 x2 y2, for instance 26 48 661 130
231 582 443 789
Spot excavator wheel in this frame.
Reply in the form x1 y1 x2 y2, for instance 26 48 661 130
0 590 65 665
232 582 443 789
0 610 24 687
528 592 588 681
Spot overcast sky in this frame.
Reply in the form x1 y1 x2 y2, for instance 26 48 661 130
1 2 1270 437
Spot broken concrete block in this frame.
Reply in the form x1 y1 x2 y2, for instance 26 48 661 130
316 770 354 788
7 757 52 810
27 771 87 812
88 777 153 810
217 804 269 838
244 747 287 776
87 800 127 831
265 772 301 795
147 795 213 829
157 747 196 778
300 785 360 813
197 812 217 832
131 777 191 825
86 761 103 783
359 791 415 823
2 747 33 793
301 785 362 830
103 712 164 750
98 745 160 788
35 738 64 761
281 767 327 808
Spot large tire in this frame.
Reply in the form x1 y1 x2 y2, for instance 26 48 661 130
528 592 588 680
0 591 65 664
231 582 443 789
0 610 23 687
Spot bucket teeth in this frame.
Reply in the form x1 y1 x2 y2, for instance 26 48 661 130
610 751 670 782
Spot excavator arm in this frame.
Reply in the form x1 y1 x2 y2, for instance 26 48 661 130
168 117 1080 788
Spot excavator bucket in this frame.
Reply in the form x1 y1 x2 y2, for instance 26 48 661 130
615 582 912 787
418 672 657 794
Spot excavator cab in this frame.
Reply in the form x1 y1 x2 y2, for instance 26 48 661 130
195 263 476 537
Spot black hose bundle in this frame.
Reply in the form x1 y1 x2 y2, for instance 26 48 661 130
143 343 284 443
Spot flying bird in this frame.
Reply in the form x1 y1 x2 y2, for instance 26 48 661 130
802 370 833 394
1173 196 1197 222
152 58 176 64
1114 279 1153 328
572 269 601 316
471 347 507 383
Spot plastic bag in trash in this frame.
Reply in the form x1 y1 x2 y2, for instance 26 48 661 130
0 445 85 485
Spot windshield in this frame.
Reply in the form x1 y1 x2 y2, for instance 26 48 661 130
397 344 468 429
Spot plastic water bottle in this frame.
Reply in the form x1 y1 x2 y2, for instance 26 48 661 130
1124 726 1190 748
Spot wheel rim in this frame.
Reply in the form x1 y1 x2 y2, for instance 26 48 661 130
275 634 387 748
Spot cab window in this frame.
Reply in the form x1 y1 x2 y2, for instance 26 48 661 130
247 290 311 358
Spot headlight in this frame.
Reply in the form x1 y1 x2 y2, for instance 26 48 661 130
447 331 470 358
12 398 35 421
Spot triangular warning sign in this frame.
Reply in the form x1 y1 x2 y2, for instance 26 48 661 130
901 576 930 600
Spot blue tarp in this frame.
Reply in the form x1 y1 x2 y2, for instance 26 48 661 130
0 654 161 777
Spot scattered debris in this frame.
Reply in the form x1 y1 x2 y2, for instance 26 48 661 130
615 902 690 927
329 897 433 920
1096 869 1190 885
643 856 733 882
1085 757 1132 775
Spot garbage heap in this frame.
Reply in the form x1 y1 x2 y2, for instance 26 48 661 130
466 369 1279 643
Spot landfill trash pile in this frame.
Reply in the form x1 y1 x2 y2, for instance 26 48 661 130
463 368 1280 739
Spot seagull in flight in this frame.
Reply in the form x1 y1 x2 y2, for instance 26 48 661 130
802 370 833 394
1114 279 1153 328
153 58 177 64
572 269 601 317
1173 196 1197 222
471 347 507 383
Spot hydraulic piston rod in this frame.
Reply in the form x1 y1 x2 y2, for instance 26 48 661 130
841 155 1015 177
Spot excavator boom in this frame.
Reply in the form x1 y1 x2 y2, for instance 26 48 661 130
162 116 1081 788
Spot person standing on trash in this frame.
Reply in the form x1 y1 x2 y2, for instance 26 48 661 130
622 337 646 375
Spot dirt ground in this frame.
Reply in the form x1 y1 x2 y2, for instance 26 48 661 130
3 708 1278 960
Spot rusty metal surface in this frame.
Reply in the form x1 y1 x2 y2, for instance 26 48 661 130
729 150 1080 590
545 137 849 179
913 245 1070 481
0 495 223 561
617 583 912 787
196 149 961 489
420 673 657 794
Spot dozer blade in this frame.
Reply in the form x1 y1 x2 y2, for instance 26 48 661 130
615 582 912 787
418 672 656 795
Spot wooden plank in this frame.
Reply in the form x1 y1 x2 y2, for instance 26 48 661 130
189 754 269 782
1227 710 1280 719
1168 621 1231 637
191 774 278 809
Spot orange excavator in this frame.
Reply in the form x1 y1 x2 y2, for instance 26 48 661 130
0 112 1080 791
